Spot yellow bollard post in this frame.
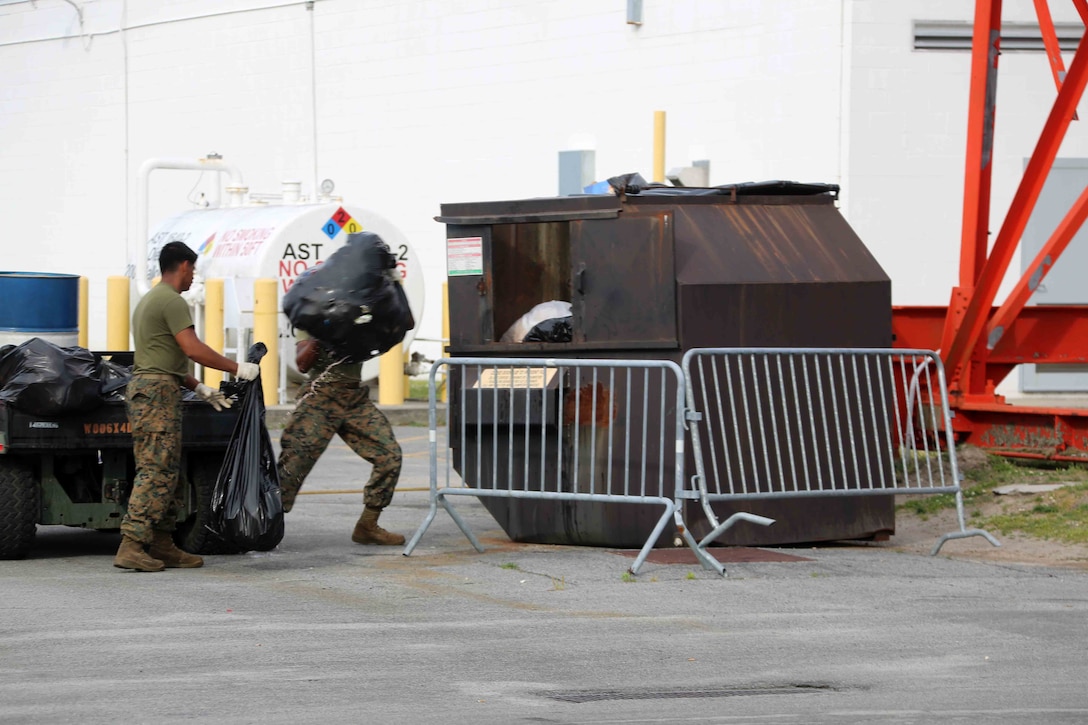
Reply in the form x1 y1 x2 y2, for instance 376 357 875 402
253 278 279 406
106 276 130 350
204 279 225 389
653 110 666 183
78 277 89 348
441 281 450 403
379 341 405 405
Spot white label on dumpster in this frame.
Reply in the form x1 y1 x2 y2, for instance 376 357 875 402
474 367 557 389
447 236 483 276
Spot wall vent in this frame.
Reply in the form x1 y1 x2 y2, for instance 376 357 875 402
914 21 1083 51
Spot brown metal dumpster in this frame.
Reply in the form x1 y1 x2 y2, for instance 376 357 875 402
439 180 894 547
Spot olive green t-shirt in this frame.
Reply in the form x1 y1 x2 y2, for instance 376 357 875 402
297 330 362 382
132 282 193 379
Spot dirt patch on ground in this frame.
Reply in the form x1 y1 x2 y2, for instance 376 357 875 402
885 445 1088 570
886 502 1088 569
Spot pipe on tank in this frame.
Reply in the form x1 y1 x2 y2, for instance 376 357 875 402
226 186 249 208
282 180 302 204
135 157 244 297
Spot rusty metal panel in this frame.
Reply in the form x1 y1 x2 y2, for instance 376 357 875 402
667 200 889 286
570 213 677 346
490 223 571 342
953 402 1088 461
689 497 894 547
678 281 892 349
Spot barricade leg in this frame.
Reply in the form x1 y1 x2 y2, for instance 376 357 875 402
403 491 485 556
437 490 485 552
402 501 439 556
931 489 1002 555
698 512 776 549
627 499 681 576
677 528 725 576
931 528 1003 556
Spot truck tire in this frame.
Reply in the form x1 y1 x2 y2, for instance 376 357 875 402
0 457 39 559
175 454 241 555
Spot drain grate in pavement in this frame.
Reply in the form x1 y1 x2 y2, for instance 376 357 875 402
538 684 832 703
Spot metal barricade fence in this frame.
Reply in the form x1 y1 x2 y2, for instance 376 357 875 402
682 348 999 568
403 357 721 574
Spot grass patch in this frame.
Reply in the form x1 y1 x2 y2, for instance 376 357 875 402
407 378 445 401
896 446 1088 542
499 562 519 570
896 450 1026 518
979 483 1088 544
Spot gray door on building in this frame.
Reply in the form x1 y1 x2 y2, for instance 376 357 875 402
1020 158 1088 391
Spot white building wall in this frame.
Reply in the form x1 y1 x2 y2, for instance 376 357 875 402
1 0 1085 366
0 1 127 343
846 0 1088 310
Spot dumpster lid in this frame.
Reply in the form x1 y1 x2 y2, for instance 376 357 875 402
626 179 840 198
436 180 840 225
604 173 839 199
436 195 622 225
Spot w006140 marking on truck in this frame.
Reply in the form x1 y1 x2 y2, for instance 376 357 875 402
82 422 132 435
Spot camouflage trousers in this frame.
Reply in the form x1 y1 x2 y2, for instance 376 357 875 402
277 380 402 512
121 376 183 544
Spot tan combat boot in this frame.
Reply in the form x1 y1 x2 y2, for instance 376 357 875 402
351 507 406 546
149 531 204 568
113 536 166 572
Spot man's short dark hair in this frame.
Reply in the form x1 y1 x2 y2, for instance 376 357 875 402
159 242 198 273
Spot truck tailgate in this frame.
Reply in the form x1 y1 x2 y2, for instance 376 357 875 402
0 399 241 453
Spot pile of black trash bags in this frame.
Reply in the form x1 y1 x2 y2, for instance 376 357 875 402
283 231 415 362
0 337 127 416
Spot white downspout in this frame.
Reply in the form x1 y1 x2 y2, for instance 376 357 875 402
136 156 244 297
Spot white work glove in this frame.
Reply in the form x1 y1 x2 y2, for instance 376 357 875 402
235 362 261 381
195 383 233 412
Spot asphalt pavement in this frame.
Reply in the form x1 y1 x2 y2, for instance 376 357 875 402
2 425 1088 724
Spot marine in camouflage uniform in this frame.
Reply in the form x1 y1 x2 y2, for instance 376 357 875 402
123 376 184 544
277 333 405 545
114 241 259 572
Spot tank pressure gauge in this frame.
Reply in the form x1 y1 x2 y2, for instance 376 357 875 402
320 178 335 196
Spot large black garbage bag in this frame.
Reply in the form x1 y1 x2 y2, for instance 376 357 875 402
210 343 284 552
282 231 415 362
523 316 573 343
0 338 103 415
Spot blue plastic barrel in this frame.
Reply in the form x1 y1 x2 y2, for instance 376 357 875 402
0 271 80 346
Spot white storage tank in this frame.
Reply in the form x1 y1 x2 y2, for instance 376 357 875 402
145 199 424 384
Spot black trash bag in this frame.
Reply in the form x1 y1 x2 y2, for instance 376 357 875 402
523 316 573 343
210 343 284 552
0 337 103 415
97 357 132 399
282 231 415 362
